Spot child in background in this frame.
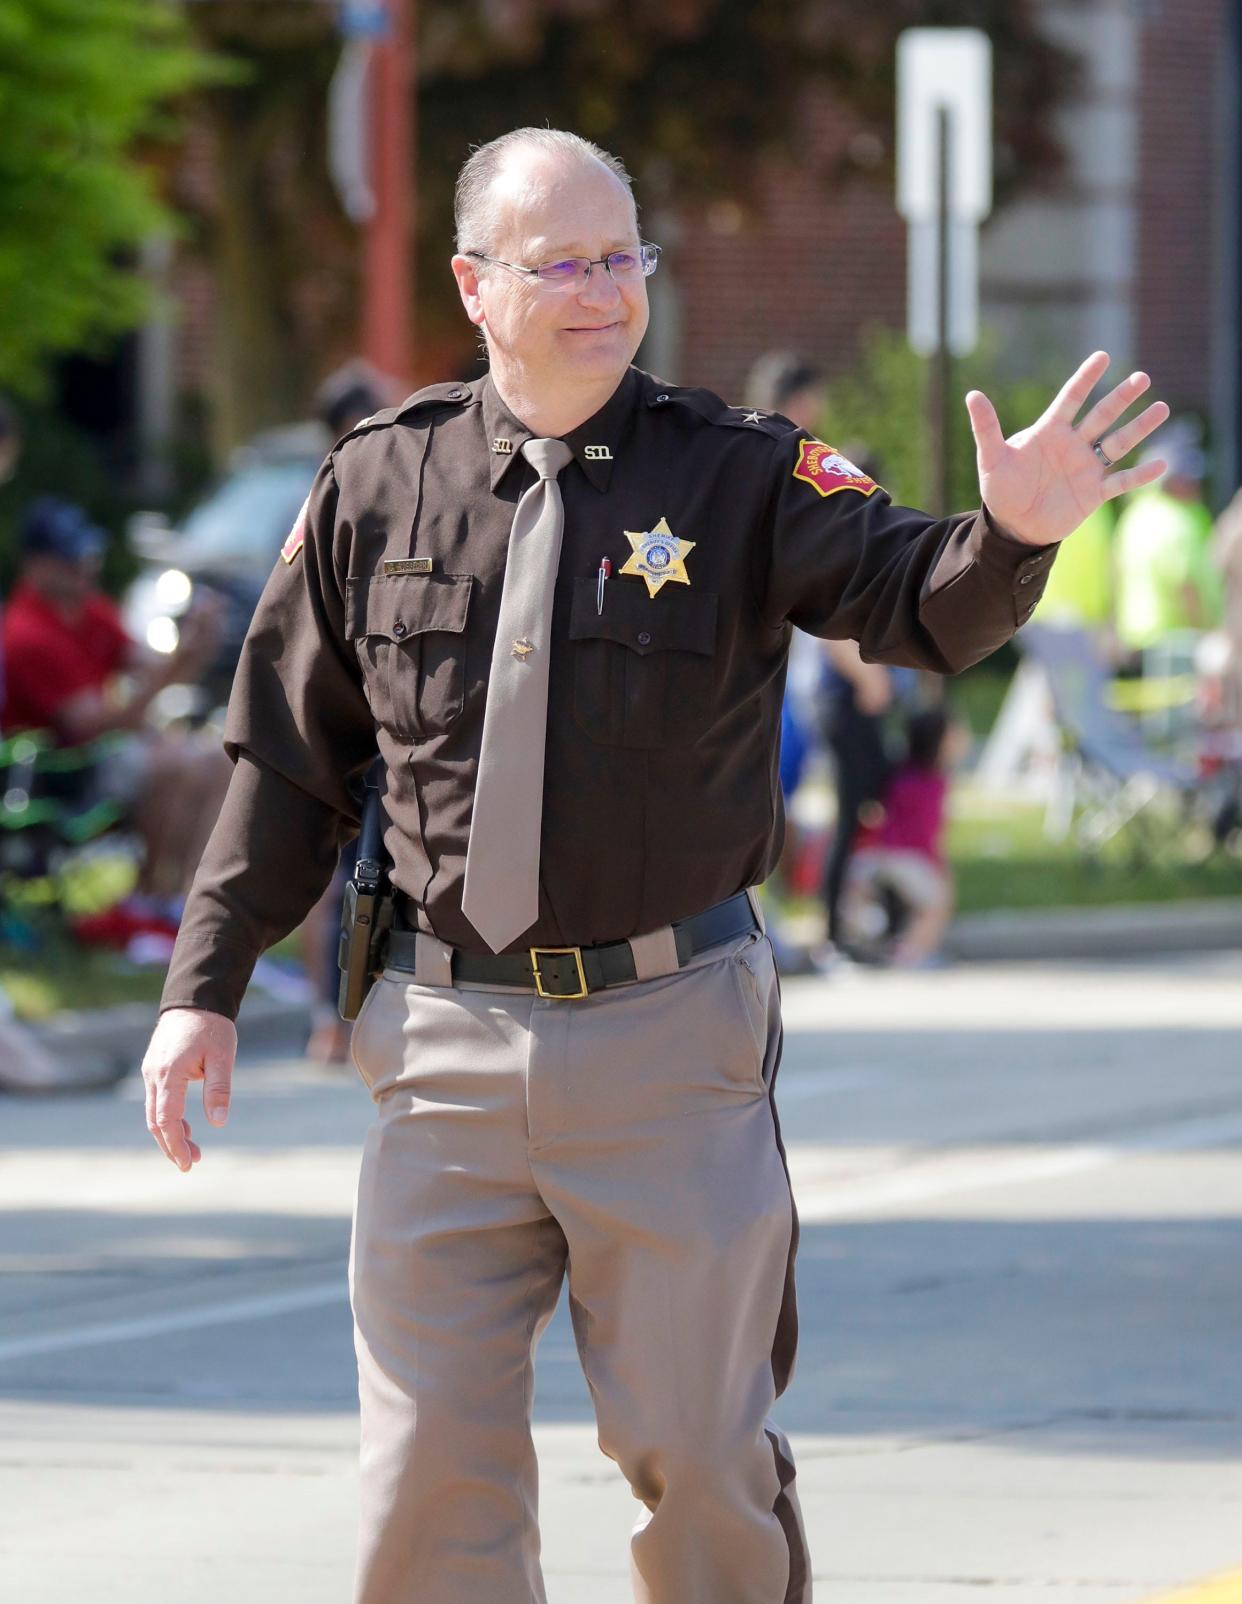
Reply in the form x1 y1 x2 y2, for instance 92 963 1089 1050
842 708 960 967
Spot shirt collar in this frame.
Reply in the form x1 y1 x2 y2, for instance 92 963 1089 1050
481 375 535 493
481 367 639 494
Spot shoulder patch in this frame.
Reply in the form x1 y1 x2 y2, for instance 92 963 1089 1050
792 439 881 499
280 496 310 565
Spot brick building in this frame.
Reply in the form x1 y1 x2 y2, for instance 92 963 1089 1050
139 0 1240 503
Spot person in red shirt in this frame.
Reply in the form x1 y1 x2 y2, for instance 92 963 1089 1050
843 707 964 966
1 497 229 898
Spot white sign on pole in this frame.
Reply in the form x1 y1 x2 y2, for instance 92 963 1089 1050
896 28 992 356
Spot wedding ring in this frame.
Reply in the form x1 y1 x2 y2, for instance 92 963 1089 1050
1092 440 1115 468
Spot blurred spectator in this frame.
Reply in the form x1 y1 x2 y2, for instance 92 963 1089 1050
0 497 229 899
817 636 896 958
745 351 827 433
843 708 962 968
1033 501 1116 638
315 358 403 441
1114 424 1221 660
1213 484 1242 727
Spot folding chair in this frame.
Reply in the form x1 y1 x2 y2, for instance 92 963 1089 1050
1017 625 1207 857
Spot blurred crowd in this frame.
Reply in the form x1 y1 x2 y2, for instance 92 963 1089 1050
753 365 1242 976
3 354 1242 1084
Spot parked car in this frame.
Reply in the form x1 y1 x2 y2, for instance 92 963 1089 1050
123 424 328 717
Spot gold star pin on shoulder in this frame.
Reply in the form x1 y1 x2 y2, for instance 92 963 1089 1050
620 516 695 598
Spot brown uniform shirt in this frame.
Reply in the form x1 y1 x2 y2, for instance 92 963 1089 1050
161 365 1055 1019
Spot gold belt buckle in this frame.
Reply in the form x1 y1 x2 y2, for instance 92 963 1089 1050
530 946 588 1000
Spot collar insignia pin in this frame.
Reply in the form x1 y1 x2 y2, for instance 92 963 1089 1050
584 445 613 460
492 438 513 454
619 516 695 598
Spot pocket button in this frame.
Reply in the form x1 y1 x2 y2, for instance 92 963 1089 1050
393 620 407 637
637 630 652 646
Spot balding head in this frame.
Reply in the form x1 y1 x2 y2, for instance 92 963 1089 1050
454 128 638 258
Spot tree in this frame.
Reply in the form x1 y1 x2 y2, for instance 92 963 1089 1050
0 0 218 397
182 0 1072 443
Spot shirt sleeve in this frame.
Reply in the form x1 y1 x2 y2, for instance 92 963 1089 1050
760 432 1058 674
160 457 378 1020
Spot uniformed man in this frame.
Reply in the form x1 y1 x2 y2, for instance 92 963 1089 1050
141 127 1170 1604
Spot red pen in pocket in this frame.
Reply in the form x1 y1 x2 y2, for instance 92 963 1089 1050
596 556 612 615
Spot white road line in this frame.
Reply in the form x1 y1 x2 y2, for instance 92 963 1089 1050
794 1110 1242 1221
0 1281 344 1365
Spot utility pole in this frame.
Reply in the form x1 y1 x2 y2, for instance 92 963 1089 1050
362 0 414 378
334 0 415 377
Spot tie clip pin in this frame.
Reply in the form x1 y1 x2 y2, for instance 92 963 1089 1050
383 558 434 575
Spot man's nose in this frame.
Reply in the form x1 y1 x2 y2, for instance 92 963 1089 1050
577 264 622 309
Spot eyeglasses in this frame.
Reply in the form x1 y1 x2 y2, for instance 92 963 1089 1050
466 242 661 291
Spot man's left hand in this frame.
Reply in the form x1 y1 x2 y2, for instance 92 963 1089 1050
965 351 1170 548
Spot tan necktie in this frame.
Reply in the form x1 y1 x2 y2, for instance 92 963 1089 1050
461 436 574 952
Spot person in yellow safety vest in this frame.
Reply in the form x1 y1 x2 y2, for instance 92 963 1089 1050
1033 499 1116 632
1113 425 1221 657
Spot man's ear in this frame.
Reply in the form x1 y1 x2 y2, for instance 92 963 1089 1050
450 254 486 329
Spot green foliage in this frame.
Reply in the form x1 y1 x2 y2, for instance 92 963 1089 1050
0 0 222 396
818 323 1060 512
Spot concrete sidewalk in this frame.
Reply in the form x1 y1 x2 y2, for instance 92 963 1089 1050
2 953 1241 1600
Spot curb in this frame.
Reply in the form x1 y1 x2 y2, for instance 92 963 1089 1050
25 989 311 1078
945 897 1242 962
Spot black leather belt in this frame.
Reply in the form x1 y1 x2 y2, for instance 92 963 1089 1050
384 892 758 999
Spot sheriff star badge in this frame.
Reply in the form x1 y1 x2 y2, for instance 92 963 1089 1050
619 517 695 598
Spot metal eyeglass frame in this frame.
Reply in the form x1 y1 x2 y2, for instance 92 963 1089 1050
465 242 661 289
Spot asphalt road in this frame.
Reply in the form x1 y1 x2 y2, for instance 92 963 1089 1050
2 952 1241 1603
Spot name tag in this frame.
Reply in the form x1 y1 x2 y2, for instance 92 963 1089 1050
383 558 434 576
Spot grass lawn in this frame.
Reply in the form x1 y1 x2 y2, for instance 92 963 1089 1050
948 787 1242 914
0 944 169 1022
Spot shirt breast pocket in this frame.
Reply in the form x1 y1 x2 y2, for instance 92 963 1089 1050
345 572 473 741
568 577 718 749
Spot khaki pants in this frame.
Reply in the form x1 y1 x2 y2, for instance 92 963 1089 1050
347 927 810 1603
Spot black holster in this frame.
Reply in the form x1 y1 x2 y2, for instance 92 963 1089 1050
337 762 394 1021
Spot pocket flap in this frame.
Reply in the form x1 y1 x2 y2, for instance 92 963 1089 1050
569 576 717 657
346 572 473 642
